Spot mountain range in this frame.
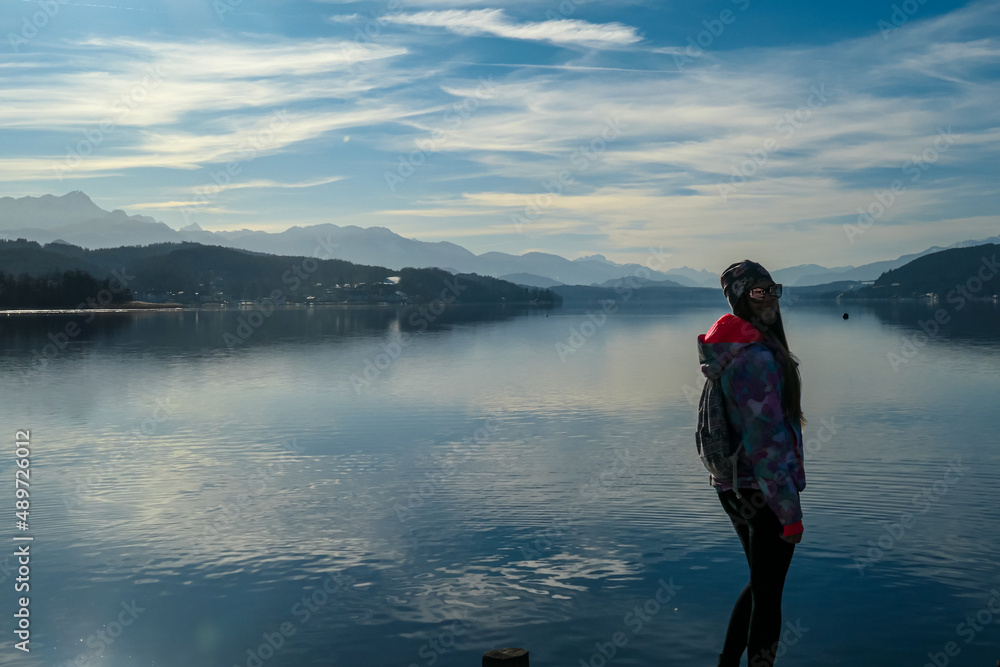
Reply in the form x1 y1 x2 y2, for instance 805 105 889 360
2 192 997 288
0 238 559 308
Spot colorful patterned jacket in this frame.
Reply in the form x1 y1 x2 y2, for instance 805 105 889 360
698 313 805 535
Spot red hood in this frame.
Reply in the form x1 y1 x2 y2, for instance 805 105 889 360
698 313 761 344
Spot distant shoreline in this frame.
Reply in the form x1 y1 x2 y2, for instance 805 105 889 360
0 301 551 314
3 295 996 315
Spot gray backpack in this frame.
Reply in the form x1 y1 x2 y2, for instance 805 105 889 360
695 356 743 497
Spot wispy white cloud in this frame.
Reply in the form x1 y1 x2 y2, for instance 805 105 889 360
0 36 428 178
372 206 495 217
125 200 212 210
2 0 999 269
382 9 642 48
0 38 413 128
351 0 1000 265
221 176 347 190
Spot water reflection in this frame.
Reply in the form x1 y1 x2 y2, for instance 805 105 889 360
0 302 998 666
853 298 1000 342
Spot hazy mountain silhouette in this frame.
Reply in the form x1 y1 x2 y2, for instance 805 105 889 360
3 192 996 289
0 191 106 229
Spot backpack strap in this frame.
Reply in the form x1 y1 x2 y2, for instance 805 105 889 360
732 456 741 499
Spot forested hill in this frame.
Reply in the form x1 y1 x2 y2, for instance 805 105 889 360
0 239 559 307
842 243 999 300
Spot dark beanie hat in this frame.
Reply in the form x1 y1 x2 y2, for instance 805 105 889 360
721 260 772 312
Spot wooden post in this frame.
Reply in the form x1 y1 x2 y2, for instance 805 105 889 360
482 647 529 666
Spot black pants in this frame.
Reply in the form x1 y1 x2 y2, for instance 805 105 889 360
716 487 796 667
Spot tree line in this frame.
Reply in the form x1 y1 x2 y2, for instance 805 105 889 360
0 270 132 309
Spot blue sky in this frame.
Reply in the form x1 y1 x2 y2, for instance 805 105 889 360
1 0 998 271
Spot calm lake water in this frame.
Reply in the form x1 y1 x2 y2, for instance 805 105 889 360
1 299 999 666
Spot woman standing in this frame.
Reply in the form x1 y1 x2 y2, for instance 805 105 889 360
697 260 806 667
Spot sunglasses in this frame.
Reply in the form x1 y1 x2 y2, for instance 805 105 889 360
748 284 782 300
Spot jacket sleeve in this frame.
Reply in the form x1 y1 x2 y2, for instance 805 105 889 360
722 344 803 530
